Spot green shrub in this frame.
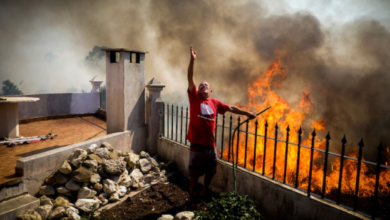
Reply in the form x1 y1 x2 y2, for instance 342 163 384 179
194 192 264 220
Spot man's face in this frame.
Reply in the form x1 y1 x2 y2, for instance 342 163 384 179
199 81 211 98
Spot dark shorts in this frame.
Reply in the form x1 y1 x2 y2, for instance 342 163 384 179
188 143 218 177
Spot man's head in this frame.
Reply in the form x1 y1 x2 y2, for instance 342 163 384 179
199 81 212 99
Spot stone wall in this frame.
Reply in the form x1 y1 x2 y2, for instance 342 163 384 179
157 137 368 220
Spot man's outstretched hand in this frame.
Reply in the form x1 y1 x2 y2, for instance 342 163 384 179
190 45 197 61
247 112 256 120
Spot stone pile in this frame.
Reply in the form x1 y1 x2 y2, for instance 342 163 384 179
17 142 171 220
157 211 195 220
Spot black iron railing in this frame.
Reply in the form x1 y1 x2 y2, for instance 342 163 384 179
100 86 107 110
163 103 390 219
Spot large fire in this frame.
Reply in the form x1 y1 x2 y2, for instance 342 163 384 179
222 56 390 198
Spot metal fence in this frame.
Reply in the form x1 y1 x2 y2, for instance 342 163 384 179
100 86 106 110
163 103 390 219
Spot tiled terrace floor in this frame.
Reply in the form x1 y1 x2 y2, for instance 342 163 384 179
0 116 106 184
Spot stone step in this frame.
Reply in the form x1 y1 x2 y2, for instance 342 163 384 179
0 178 27 202
0 194 39 220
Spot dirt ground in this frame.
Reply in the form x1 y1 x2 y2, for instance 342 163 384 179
99 173 216 220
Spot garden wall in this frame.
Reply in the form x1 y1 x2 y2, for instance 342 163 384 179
9 93 100 120
157 137 369 220
16 127 146 196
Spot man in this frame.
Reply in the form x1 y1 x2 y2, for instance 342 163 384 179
187 45 256 202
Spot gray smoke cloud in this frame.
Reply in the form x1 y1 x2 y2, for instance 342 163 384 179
0 0 389 159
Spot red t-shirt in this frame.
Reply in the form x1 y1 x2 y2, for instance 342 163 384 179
186 84 230 146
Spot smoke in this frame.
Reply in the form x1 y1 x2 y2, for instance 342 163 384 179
0 0 389 158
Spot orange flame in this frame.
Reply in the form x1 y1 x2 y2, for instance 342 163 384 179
222 55 390 198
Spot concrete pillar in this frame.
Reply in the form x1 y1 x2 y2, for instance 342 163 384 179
90 76 103 93
102 48 148 134
146 78 165 155
0 103 19 138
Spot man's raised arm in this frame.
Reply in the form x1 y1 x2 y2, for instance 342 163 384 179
188 45 196 92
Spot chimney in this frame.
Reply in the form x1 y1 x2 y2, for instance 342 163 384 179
90 76 103 93
102 48 148 134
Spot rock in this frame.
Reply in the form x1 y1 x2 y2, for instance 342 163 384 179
44 174 58 186
67 213 80 220
77 187 97 199
48 207 66 220
117 186 127 197
70 149 87 167
110 175 120 183
83 160 98 172
109 151 118 159
71 158 83 168
95 148 110 159
87 154 103 164
101 142 113 151
151 166 161 174
103 179 117 194
39 185 56 196
159 162 165 169
125 153 140 171
109 192 120 202
59 161 72 175
143 174 155 183
139 158 152 173
90 173 101 184
139 151 150 158
56 186 70 194
35 205 52 220
118 173 132 187
65 180 81 191
82 182 89 187
40 196 53 206
161 161 177 172
99 192 108 199
54 172 69 185
93 183 103 191
158 215 174 220
16 212 42 220
53 197 69 208
86 144 98 154
71 167 93 183
174 211 194 220
103 159 126 175
75 199 99 212
65 207 79 216
97 166 109 179
148 157 159 168
130 169 144 188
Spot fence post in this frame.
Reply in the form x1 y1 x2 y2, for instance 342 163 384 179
321 132 331 199
220 114 225 159
244 120 249 168
337 135 347 205
272 124 278 179
145 78 165 155
307 129 316 197
253 120 258 172
262 121 268 175
228 115 233 161
283 125 290 184
353 138 364 211
295 127 302 188
185 107 188 146
372 142 384 219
